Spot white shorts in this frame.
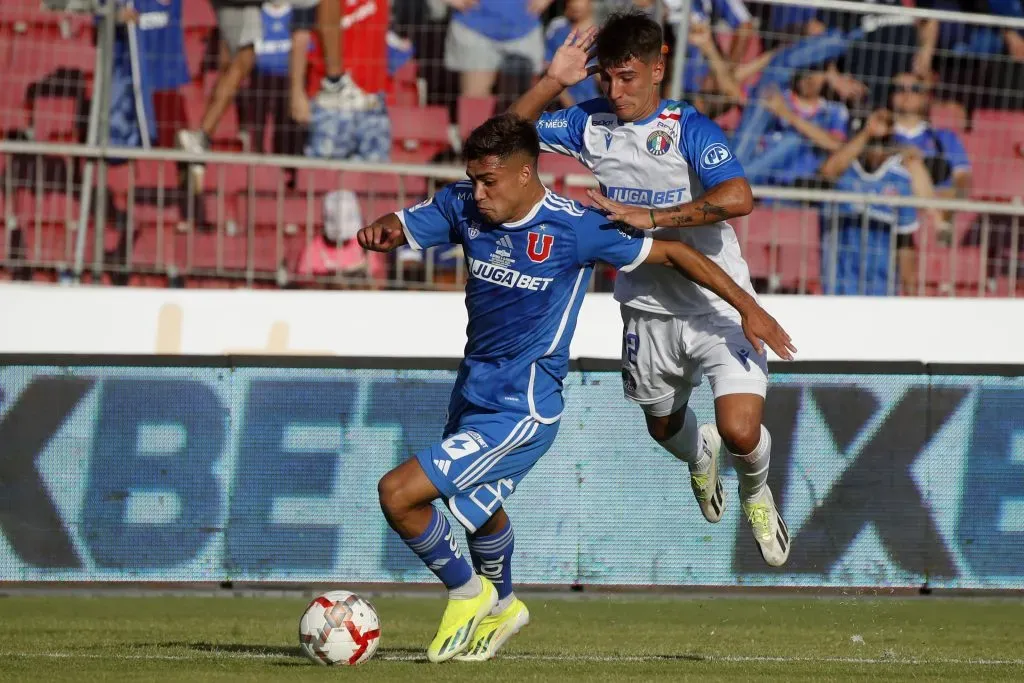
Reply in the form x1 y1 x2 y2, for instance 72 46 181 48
212 2 262 54
444 21 543 75
620 305 769 417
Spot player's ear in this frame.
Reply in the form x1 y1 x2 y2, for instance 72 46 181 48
519 162 533 187
651 55 665 86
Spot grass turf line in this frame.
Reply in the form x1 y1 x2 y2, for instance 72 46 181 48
0 595 1020 681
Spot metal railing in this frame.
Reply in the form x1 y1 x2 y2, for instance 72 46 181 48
2 139 1021 297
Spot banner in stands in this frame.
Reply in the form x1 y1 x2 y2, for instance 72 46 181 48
0 363 1021 588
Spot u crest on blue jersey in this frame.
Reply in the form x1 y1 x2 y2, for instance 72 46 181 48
646 130 673 156
526 232 554 263
701 143 732 169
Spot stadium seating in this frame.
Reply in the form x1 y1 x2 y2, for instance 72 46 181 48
389 105 451 164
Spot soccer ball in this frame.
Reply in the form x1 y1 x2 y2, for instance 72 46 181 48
298 590 381 666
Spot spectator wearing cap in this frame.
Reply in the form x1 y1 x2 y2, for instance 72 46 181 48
296 189 388 283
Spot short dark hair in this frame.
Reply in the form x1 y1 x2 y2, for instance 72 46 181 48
596 11 663 68
463 113 540 164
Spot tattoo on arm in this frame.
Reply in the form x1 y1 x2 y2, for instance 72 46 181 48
666 202 730 227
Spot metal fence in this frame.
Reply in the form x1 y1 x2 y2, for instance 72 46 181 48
2 139 1021 296
0 0 1022 296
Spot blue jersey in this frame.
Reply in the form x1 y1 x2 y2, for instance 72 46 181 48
544 18 600 105
133 0 188 91
399 183 652 421
255 3 293 77
891 123 970 188
766 91 848 183
453 0 539 42
831 156 918 231
823 155 918 295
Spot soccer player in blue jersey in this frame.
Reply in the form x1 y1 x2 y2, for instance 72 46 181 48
511 11 794 567
361 114 795 662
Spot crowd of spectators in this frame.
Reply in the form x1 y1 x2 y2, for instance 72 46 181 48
1 0 1023 294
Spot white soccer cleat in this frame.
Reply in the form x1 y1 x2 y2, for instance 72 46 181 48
741 485 790 567
315 73 377 112
691 425 725 523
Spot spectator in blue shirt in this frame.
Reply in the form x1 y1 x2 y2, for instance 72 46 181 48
544 0 598 107
889 72 971 195
916 0 1024 111
108 0 190 149
238 1 305 155
445 0 552 99
819 110 932 296
751 68 850 186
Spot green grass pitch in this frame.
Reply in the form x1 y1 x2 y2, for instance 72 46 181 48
0 593 1021 681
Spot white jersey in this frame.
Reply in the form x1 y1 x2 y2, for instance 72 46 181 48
536 98 755 317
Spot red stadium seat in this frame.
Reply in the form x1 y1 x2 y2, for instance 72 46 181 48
539 153 589 177
31 96 78 142
457 96 497 141
389 105 451 163
182 0 218 31
923 246 983 295
929 103 966 132
746 205 821 292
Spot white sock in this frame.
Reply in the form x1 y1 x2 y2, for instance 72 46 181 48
492 593 516 615
449 573 482 600
731 426 771 503
657 407 709 473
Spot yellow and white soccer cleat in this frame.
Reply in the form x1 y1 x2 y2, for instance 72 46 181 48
426 576 498 663
742 485 791 567
691 425 726 523
455 597 530 662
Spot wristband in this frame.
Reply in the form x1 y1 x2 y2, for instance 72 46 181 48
649 209 656 229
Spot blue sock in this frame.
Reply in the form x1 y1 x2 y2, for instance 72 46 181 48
468 522 515 600
404 507 474 590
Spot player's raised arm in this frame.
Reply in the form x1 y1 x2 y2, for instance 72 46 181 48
587 177 754 230
509 26 596 122
644 239 796 360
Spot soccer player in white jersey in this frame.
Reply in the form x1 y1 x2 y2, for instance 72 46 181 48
511 11 794 566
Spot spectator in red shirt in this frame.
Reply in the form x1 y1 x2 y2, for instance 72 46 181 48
291 0 392 160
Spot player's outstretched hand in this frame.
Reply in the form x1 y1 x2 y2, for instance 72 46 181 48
357 222 405 252
546 26 598 88
586 189 656 229
740 305 797 361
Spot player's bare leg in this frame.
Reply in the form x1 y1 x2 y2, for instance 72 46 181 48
713 393 790 567
456 508 529 662
647 406 726 523
378 459 497 662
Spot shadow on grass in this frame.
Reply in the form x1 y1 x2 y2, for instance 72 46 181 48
162 642 707 665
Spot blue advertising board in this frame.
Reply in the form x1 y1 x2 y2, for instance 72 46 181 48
0 361 1021 588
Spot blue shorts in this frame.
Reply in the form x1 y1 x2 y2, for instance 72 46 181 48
416 394 559 533
306 98 392 162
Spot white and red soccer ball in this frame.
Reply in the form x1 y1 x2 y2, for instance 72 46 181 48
299 590 381 666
